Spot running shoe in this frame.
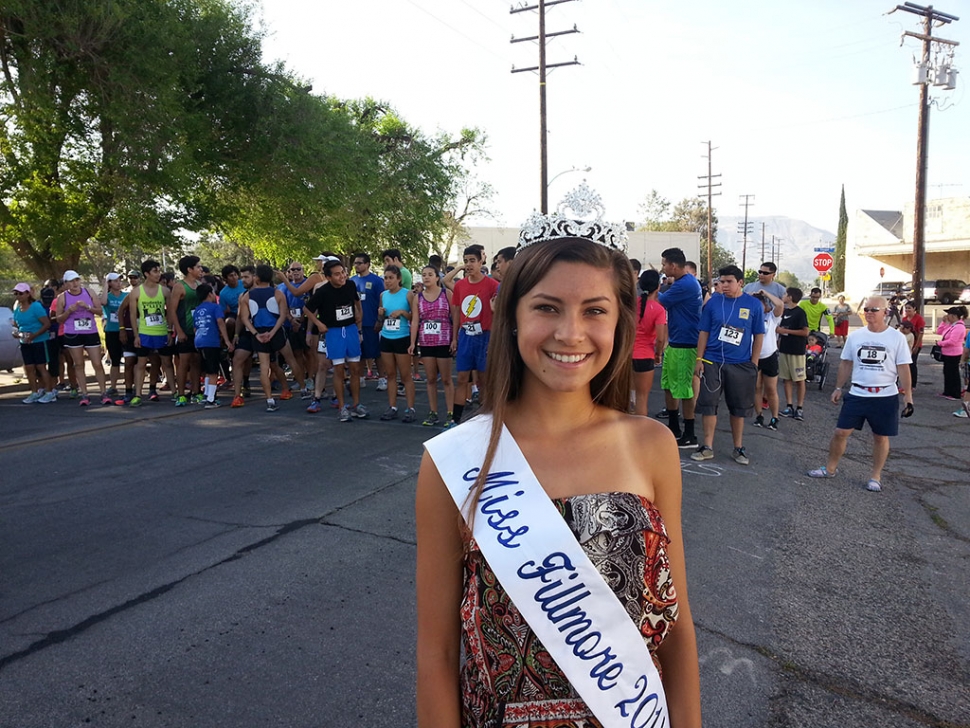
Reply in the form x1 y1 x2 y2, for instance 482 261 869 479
279 388 293 401
175 395 188 407
300 388 314 400
105 387 118 397
422 411 440 427
289 381 301 391
129 396 143 407
101 394 113 406
675 434 698 449
690 446 713 461
955 402 970 418
79 395 91 407
306 399 322 414
380 406 398 421
471 389 480 403
780 405 795 418
330 396 340 409
339 405 352 422
193 393 205 405
149 391 160 402
753 415 764 428
266 399 279 412
353 404 369 419
732 447 750 465
204 399 221 409
38 390 57 404
113 395 126 406
442 413 455 429
767 417 779 431
69 388 79 399
402 407 417 423
866 479 882 492
359 376 366 388
22 392 42 404
397 382 406 397
376 377 388 391
412 372 423 382
793 408 804 421
305 377 314 390
231 395 245 408
654 408 670 419
242 386 252 399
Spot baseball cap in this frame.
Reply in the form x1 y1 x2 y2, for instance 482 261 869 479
62 270 80 282
127 269 140 277
944 306 964 316
106 272 122 281
12 282 31 293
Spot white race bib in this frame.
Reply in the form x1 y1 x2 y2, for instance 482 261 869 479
383 317 402 333
108 312 119 323
717 325 743 346
289 307 302 319
146 313 164 327
423 320 441 337
462 321 483 336
336 305 353 321
359 292 366 301
74 317 94 332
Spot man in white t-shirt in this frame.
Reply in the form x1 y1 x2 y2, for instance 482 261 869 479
807 296 914 492
752 289 784 430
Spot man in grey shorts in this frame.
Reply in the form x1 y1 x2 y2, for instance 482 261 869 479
691 265 765 465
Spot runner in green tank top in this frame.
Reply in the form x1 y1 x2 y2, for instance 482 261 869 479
138 284 169 336
168 255 204 405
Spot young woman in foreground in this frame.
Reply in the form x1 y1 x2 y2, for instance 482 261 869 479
416 203 701 728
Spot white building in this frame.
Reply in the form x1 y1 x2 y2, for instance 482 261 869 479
846 197 970 301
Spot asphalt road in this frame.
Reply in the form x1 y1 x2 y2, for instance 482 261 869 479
0 357 968 728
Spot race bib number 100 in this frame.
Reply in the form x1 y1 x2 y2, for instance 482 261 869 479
423 320 441 337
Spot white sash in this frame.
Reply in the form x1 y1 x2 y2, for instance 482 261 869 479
424 415 669 728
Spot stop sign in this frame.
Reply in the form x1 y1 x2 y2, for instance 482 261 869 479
813 253 834 273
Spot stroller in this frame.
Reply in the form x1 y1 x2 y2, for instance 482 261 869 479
805 330 830 389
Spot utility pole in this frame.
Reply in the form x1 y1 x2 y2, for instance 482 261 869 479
697 141 721 284
738 194 755 273
890 2 960 313
511 0 580 214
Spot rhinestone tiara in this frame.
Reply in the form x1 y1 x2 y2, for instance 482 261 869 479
517 181 628 253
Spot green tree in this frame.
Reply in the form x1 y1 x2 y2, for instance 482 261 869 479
832 185 848 292
639 192 734 279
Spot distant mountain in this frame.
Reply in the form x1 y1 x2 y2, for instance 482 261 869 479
716 216 835 282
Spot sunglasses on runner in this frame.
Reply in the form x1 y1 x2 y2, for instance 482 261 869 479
863 307 883 313
758 270 772 275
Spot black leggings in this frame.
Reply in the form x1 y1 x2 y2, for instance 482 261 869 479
942 354 962 398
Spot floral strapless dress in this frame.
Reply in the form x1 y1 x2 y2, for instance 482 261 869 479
459 491 679 728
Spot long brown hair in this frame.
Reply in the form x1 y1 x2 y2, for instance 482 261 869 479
461 237 636 537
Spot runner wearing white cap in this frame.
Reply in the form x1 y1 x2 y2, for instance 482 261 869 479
55 270 110 406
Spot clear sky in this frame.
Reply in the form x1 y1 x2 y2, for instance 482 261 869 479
257 0 969 235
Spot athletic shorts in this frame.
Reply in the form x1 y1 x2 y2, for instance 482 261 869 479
104 330 125 366
135 333 174 358
757 351 779 378
660 346 696 400
696 360 758 418
836 392 899 437
235 331 255 352
778 353 806 382
45 337 61 377
325 324 361 365
632 358 655 373
360 327 380 360
456 329 489 373
62 333 101 349
380 336 410 355
175 336 197 355
288 328 308 352
20 341 49 367
254 327 286 355
421 344 451 360
199 347 222 375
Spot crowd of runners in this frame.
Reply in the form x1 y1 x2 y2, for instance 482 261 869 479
9 245 966 446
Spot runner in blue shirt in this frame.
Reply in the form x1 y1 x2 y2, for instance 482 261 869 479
193 283 233 408
350 252 385 382
691 265 765 466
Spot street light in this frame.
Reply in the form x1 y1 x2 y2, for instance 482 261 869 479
547 165 591 191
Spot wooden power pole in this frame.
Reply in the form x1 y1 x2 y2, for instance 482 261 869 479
698 141 721 285
511 0 580 214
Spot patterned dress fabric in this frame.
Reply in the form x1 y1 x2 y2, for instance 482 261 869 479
460 491 679 728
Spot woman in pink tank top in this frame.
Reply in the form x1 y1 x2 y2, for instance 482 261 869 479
55 270 109 406
409 265 455 427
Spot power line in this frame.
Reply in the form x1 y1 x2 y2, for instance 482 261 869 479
402 0 510 63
